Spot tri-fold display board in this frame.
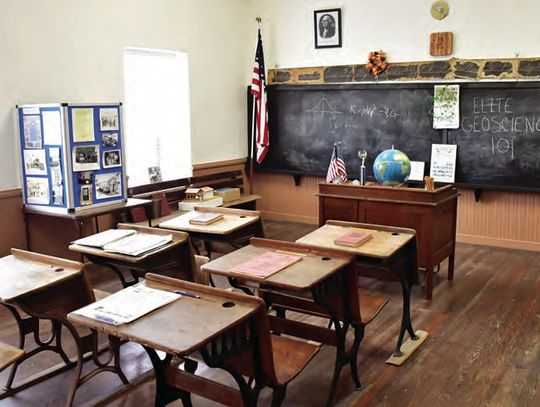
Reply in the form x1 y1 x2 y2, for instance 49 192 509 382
17 103 126 211
254 82 540 193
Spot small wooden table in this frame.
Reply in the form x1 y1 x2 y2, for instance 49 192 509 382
296 221 423 360
69 223 199 288
202 238 369 405
24 198 153 260
0 249 127 406
68 274 264 407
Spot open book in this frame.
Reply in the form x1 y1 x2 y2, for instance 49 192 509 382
72 283 180 325
73 229 172 256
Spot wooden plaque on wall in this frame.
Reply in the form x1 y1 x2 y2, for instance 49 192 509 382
430 32 453 56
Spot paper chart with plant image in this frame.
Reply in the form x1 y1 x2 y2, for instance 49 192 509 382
433 85 460 129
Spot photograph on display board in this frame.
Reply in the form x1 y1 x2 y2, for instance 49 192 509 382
23 115 42 148
99 108 119 131
73 145 100 171
95 172 122 200
26 177 50 205
148 166 162 183
103 150 121 168
23 149 47 176
102 133 119 147
49 148 64 205
72 108 95 142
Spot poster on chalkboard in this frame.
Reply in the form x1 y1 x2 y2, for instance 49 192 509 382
433 85 460 129
430 144 457 183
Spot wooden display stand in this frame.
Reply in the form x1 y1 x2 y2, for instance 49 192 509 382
318 182 459 299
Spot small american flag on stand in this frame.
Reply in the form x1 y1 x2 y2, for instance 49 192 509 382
251 29 269 164
326 144 347 183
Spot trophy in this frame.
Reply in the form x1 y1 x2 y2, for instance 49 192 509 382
358 150 367 185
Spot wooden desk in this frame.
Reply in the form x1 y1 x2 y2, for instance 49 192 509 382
0 249 127 406
318 182 459 299
297 221 423 360
24 198 153 260
158 206 265 260
69 223 199 288
202 238 373 405
68 274 309 407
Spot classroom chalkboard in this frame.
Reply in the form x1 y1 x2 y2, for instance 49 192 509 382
251 82 540 192
448 82 540 191
255 84 442 180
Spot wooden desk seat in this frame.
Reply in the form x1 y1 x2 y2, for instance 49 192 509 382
0 342 24 373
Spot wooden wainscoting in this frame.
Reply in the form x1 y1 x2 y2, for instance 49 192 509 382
0 189 26 256
252 172 540 252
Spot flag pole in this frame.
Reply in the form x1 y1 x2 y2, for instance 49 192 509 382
249 16 262 194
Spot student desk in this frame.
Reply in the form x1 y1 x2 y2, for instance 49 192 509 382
201 238 384 405
69 223 199 288
0 249 127 406
296 220 426 363
158 206 264 254
67 274 314 407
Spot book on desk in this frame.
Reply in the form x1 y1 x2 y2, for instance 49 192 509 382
334 230 373 247
188 212 224 226
230 251 303 278
72 229 172 256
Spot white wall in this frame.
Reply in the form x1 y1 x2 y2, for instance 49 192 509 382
0 0 252 190
251 0 540 69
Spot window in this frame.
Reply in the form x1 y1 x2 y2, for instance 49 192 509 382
123 47 192 187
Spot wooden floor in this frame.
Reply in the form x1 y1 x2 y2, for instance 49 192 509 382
0 219 539 406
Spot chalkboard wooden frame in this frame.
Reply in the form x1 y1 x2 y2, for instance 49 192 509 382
249 81 540 194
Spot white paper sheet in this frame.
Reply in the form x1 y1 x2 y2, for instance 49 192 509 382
24 149 47 176
103 233 172 256
430 144 457 183
26 177 50 204
72 228 137 248
42 110 63 145
408 161 426 181
72 283 180 325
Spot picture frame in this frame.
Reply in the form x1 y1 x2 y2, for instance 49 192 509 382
314 8 342 49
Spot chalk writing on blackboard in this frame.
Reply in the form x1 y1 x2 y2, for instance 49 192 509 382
305 98 342 116
350 104 400 120
461 97 540 134
491 136 514 158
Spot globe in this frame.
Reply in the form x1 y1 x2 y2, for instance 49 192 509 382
373 148 411 186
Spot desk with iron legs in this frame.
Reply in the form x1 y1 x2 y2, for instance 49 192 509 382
69 223 199 288
0 249 127 406
202 238 378 406
296 220 427 363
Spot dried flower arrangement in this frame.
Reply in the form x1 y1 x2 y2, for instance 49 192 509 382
366 50 388 77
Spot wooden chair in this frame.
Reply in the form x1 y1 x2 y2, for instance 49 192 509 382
258 267 388 406
144 275 321 407
0 342 24 374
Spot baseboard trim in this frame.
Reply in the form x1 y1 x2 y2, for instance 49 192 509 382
260 210 318 225
457 233 540 252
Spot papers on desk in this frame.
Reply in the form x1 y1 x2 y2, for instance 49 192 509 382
231 251 303 278
72 229 136 248
72 283 180 325
73 229 172 256
103 233 172 256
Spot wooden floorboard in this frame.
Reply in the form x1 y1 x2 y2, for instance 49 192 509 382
0 219 539 406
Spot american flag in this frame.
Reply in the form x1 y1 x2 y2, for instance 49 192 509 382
326 144 347 183
251 29 269 164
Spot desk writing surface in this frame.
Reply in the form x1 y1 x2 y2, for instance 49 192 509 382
202 243 351 290
68 280 259 356
0 250 82 302
296 224 414 259
68 225 188 264
159 210 259 235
